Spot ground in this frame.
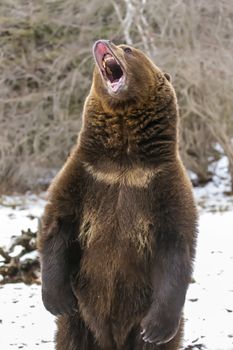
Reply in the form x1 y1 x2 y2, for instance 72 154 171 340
0 156 233 350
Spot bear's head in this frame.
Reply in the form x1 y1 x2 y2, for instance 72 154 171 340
92 40 173 111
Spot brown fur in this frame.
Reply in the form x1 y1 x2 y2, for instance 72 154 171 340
38 41 197 350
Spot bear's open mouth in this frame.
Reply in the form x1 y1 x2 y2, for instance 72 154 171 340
93 41 125 94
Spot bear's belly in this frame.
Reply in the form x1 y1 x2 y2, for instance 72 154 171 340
74 235 152 346
75 227 151 320
73 184 154 343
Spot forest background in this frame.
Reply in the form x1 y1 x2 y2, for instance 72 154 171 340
0 0 232 193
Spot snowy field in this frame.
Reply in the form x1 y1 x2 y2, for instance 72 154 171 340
0 158 233 350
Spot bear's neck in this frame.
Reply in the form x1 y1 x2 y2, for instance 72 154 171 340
78 96 178 168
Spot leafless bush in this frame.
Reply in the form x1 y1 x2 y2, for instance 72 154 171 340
0 0 118 191
113 0 233 189
0 0 232 192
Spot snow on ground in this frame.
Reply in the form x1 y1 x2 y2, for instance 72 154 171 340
183 212 233 350
0 283 56 350
192 155 233 213
0 193 56 350
0 160 233 349
0 193 46 249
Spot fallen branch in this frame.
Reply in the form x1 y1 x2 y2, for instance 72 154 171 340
0 229 40 285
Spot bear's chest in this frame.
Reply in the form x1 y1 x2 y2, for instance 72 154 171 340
79 180 155 256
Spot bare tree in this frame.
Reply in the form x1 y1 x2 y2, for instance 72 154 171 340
112 0 233 189
0 0 117 191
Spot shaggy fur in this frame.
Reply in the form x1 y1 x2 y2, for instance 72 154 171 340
38 40 197 350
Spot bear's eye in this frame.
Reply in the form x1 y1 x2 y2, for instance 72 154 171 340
123 47 132 54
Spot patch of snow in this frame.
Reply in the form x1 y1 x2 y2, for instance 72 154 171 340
0 193 46 249
183 211 233 350
0 284 56 350
194 156 233 212
9 245 24 257
20 250 38 262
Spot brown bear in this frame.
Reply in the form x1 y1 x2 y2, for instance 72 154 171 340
38 40 198 350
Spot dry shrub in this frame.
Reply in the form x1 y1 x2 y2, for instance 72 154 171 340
0 0 232 192
112 0 233 189
0 0 118 192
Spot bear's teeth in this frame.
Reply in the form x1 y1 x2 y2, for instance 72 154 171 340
103 54 115 67
105 58 115 65
106 66 112 75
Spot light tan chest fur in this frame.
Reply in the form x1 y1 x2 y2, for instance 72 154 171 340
83 161 159 188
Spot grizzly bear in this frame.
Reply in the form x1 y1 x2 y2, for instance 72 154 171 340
38 40 197 350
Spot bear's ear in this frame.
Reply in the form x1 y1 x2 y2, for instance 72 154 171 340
164 73 172 82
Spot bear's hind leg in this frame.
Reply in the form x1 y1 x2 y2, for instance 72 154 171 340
56 314 101 350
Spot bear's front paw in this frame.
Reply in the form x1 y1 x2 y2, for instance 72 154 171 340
42 284 77 316
140 308 181 345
